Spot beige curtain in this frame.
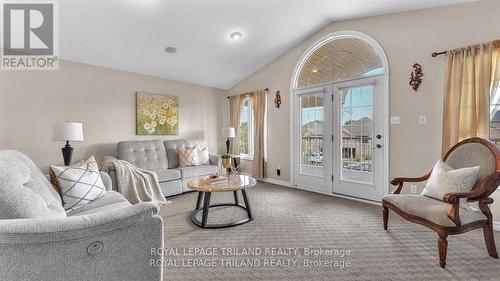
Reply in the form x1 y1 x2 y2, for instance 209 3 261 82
251 90 266 178
442 41 499 154
229 95 242 154
490 41 500 119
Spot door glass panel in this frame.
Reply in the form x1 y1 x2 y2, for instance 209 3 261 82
340 86 373 184
300 93 324 177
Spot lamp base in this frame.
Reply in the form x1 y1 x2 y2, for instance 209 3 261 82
61 141 73 166
225 138 231 153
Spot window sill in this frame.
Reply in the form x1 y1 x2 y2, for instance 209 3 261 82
240 155 254 161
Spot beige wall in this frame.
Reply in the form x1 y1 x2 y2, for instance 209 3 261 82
0 60 226 171
227 0 500 217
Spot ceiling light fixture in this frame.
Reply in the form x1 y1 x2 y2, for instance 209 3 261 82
312 69 319 73
165 46 177 54
230 32 242 41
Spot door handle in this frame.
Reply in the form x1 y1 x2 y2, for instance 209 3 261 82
374 144 382 149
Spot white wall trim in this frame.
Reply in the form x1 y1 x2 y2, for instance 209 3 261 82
289 30 390 199
258 178 292 188
493 221 500 232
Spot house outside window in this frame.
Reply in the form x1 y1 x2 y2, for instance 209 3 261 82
240 97 254 159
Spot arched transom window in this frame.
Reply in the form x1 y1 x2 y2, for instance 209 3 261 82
295 36 385 88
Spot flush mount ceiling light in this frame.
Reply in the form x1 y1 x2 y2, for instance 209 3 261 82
165 46 177 54
230 32 242 41
312 69 319 73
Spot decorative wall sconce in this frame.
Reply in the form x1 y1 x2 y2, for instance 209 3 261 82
274 91 281 109
409 63 423 92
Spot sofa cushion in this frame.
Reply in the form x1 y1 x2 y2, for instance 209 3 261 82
153 169 181 182
179 165 217 179
177 145 201 167
67 191 131 216
0 150 66 219
164 139 197 169
117 140 168 170
383 194 487 227
50 156 107 212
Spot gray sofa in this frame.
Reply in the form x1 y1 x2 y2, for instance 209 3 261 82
109 139 219 196
0 150 163 281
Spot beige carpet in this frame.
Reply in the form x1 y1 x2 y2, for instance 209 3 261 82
159 182 500 281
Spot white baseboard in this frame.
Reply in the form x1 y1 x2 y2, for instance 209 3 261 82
493 221 500 232
258 178 292 188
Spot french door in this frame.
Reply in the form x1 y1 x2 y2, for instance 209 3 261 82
293 76 386 202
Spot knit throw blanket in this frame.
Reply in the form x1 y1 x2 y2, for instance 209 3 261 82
101 158 168 206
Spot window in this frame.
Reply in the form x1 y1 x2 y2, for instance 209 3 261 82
296 37 383 88
490 87 500 146
239 97 253 158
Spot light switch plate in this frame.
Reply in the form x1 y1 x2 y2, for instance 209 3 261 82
419 115 427 124
390 116 400 125
410 185 417 194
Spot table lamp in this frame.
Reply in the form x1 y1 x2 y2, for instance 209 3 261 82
52 122 84 166
221 127 235 153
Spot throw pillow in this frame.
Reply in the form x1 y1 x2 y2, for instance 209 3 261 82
177 145 201 167
198 146 210 165
421 160 479 209
50 156 107 212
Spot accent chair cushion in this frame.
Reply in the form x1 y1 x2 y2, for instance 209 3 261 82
421 160 479 209
176 145 201 167
383 194 487 227
445 142 496 185
0 150 66 219
50 156 107 212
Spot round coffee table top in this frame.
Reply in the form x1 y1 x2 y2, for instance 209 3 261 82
187 174 257 192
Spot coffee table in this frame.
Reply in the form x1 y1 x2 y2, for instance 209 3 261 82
186 174 257 229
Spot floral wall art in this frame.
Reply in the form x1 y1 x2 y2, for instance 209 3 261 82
136 92 179 135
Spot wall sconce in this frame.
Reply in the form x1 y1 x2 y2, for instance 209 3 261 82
274 91 281 109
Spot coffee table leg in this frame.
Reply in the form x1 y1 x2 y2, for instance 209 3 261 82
233 191 239 205
241 189 253 219
196 191 204 210
201 192 212 227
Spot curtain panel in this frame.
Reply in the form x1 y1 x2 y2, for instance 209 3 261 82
251 90 266 178
229 95 243 155
442 40 500 154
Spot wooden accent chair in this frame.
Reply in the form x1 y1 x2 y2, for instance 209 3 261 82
383 137 500 268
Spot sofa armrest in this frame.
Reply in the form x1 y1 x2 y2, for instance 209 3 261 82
209 153 219 165
0 203 163 281
0 202 160 243
99 171 113 191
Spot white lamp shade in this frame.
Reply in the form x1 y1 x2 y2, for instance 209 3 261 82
52 122 84 142
222 127 235 138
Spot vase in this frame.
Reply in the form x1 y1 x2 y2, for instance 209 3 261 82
222 158 231 169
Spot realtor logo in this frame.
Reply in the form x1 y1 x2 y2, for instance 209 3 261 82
1 1 59 70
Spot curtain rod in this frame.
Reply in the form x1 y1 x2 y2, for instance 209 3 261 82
432 51 446 57
226 88 269 99
432 39 500 57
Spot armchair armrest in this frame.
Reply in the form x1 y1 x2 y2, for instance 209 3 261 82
0 202 160 243
0 203 163 281
390 171 432 194
442 172 500 226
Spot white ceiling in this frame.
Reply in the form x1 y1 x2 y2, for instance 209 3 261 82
59 0 474 89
